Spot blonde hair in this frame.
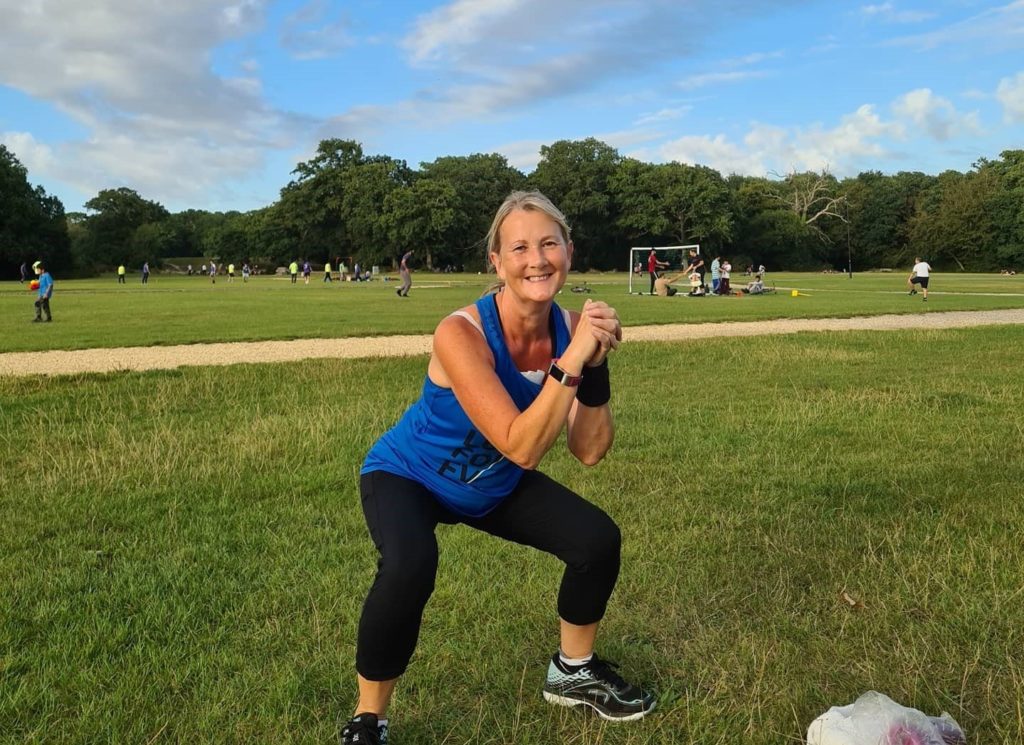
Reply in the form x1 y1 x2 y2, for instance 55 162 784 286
481 190 571 296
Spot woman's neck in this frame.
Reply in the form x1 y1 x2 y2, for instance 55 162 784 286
496 290 551 338
495 291 554 370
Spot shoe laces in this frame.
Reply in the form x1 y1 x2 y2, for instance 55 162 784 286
585 655 629 690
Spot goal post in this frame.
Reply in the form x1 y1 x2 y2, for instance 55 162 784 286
628 245 700 294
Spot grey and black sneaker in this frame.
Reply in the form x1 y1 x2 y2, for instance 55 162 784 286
543 653 656 722
340 713 388 745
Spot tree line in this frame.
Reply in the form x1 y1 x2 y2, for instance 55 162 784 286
2 139 1023 278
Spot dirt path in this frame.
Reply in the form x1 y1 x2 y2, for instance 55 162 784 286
3 308 1024 378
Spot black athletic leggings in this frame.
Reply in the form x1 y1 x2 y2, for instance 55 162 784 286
356 469 621 681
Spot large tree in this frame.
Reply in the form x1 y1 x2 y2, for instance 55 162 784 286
82 187 169 269
612 159 734 252
383 179 458 270
909 167 1005 271
419 153 526 270
530 138 622 270
0 144 71 276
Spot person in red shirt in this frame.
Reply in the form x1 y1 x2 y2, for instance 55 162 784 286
647 250 669 295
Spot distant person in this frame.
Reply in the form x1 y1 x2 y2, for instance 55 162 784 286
758 264 766 276
683 249 705 292
141 262 150 285
19 261 28 284
647 249 669 295
117 264 126 284
302 260 312 284
187 264 193 276
228 263 235 283
908 257 931 301
397 250 413 297
710 255 721 294
324 261 333 283
742 276 766 294
201 263 207 276
719 259 732 295
354 262 362 281
687 270 704 296
31 260 53 322
654 272 683 296
209 261 217 284
289 260 299 284
242 263 251 283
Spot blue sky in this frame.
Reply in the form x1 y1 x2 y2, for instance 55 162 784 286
1 0 1022 214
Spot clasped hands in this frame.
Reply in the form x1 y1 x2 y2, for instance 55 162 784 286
575 299 622 367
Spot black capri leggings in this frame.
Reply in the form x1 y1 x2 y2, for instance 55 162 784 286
356 469 622 681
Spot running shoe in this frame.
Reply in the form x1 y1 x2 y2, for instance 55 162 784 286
339 713 388 745
543 653 655 722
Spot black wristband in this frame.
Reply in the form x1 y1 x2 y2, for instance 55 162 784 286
576 359 610 407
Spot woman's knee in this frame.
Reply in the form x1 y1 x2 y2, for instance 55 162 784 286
377 541 439 598
575 511 621 569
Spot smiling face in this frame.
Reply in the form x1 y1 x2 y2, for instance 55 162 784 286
490 208 573 303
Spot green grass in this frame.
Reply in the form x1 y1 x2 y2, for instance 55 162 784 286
2 271 1024 353
2 327 1023 743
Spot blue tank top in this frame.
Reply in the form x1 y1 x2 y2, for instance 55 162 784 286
361 295 571 517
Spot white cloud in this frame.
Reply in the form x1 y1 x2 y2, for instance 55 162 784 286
654 103 905 176
0 131 57 174
996 72 1024 122
403 0 527 64
888 1 1024 50
493 138 547 172
659 134 766 175
677 70 769 91
891 88 981 140
860 3 934 23
395 1 797 120
0 0 310 208
280 0 355 60
633 107 692 127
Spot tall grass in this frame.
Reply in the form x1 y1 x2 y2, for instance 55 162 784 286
2 326 1023 743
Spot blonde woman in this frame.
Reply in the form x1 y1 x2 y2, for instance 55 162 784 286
341 191 654 744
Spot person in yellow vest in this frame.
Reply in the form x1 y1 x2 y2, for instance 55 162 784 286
324 261 333 283
289 260 299 284
117 264 126 284
227 263 235 283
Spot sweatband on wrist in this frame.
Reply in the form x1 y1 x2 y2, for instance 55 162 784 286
576 359 610 407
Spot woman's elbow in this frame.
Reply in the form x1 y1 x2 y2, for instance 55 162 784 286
507 449 542 470
573 444 610 467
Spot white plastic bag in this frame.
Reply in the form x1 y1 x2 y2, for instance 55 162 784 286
807 691 966 745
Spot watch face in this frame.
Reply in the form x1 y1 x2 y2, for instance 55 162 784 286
548 361 581 386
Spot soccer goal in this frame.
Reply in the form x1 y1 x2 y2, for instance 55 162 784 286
628 245 699 294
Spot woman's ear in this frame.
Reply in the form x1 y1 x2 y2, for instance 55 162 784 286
490 251 504 280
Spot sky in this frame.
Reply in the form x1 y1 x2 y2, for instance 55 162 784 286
1 0 1023 215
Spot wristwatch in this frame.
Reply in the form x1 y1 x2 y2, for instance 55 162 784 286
548 359 582 387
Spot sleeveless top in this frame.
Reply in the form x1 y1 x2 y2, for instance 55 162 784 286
361 295 572 517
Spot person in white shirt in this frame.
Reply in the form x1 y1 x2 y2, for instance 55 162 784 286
908 257 931 301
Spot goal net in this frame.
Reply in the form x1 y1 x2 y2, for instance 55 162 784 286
628 245 699 294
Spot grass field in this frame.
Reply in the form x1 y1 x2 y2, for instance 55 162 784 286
2 271 1024 353
2 326 1023 743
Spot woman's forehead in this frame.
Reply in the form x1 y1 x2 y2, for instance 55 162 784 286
499 209 562 241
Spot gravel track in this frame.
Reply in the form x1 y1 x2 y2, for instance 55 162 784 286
3 308 1024 378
